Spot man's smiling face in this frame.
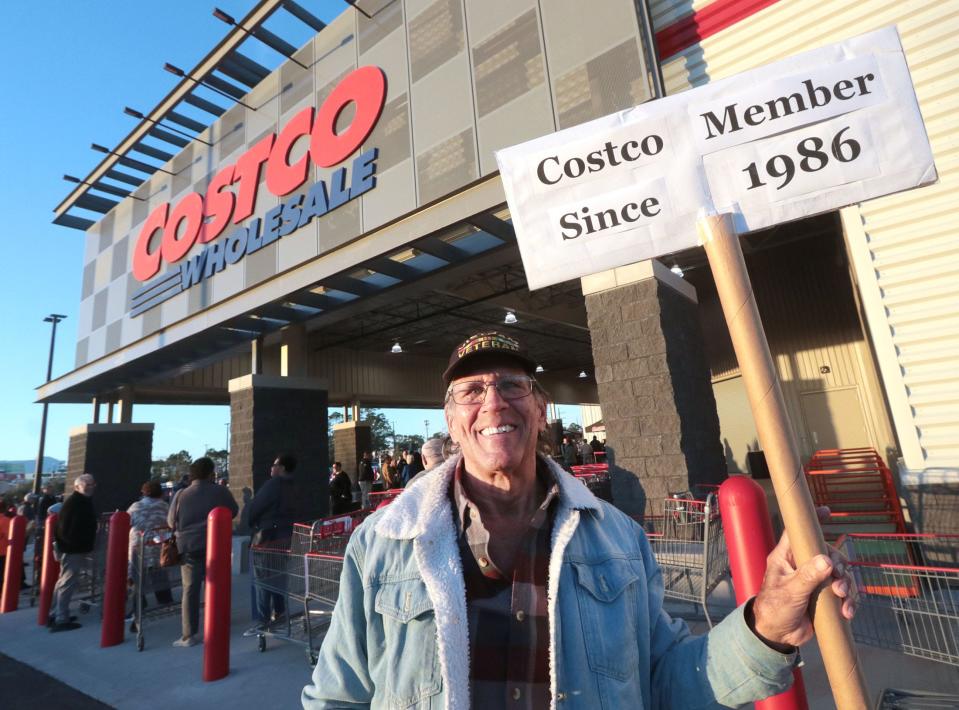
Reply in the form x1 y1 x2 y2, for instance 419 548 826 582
445 364 546 477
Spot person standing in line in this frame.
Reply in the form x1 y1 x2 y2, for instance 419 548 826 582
36 485 57 528
49 474 98 632
248 453 299 629
578 437 595 464
379 455 401 490
406 437 447 488
329 462 353 515
0 506 11 589
126 480 173 624
560 435 577 470
589 435 603 453
167 457 238 647
357 452 374 510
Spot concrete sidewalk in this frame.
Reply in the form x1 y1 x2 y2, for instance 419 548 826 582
0 571 956 708
0 572 318 710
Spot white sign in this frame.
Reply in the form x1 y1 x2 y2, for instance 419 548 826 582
496 27 936 290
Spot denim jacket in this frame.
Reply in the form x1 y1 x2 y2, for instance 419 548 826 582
302 455 796 709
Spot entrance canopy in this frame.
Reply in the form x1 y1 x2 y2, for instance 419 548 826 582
39 190 597 408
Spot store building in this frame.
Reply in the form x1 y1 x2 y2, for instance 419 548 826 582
43 0 957 525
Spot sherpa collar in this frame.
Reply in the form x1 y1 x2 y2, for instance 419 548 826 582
375 452 603 541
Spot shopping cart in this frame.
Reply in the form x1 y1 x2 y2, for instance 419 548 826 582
72 512 112 616
839 533 959 667
251 513 363 663
369 489 403 509
873 687 959 709
571 464 612 502
250 539 314 660
639 493 729 626
130 526 182 651
303 552 346 664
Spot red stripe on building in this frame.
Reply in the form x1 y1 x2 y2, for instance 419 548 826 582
655 0 782 60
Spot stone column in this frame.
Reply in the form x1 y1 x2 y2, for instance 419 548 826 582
228 375 329 529
333 421 372 486
583 260 726 516
281 324 308 377
67 423 154 515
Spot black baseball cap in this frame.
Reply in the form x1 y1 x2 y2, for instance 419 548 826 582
443 331 537 385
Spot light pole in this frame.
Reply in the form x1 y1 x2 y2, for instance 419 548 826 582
424 419 430 441
33 314 67 494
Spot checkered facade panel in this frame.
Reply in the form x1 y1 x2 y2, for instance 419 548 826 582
75 0 653 367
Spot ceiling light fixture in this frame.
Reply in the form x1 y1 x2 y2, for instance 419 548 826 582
390 342 403 354
535 365 544 373
578 370 588 379
670 265 684 278
504 311 518 325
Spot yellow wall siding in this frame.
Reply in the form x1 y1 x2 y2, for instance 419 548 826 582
653 0 959 473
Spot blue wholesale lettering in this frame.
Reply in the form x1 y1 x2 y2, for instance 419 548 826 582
177 149 378 291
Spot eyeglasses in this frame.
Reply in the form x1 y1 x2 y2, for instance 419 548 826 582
447 375 536 405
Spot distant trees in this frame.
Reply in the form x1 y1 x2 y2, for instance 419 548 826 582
150 447 228 481
151 450 192 481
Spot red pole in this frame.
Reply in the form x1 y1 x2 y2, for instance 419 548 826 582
203 506 232 682
100 511 130 647
1 516 27 613
720 476 809 710
37 513 60 625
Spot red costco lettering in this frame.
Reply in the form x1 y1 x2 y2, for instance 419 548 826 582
201 164 236 243
161 192 204 264
310 65 386 168
132 203 168 282
266 106 314 196
131 65 387 282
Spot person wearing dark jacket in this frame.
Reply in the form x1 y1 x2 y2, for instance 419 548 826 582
329 462 353 515
167 457 238 647
357 452 374 510
50 474 98 632
248 453 298 628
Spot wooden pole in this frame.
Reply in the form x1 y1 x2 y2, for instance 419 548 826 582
699 213 869 709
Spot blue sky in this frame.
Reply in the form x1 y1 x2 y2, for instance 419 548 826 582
0 2 581 464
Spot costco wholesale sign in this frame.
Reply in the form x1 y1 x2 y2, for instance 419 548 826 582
129 66 387 317
496 27 936 290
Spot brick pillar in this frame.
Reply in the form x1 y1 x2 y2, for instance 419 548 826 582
228 375 329 531
584 261 725 516
333 422 372 486
67 423 154 515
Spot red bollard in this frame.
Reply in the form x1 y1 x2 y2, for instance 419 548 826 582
203 506 232 682
101 511 130 647
37 513 60 625
720 476 809 710
1 516 27 613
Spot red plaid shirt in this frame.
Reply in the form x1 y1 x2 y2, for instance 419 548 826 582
451 458 559 708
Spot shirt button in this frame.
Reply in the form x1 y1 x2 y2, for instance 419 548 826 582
515 610 526 622
478 557 490 568
556 691 568 702
512 687 522 701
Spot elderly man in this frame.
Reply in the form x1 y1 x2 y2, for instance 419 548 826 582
303 331 856 708
420 436 446 472
50 474 98 632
